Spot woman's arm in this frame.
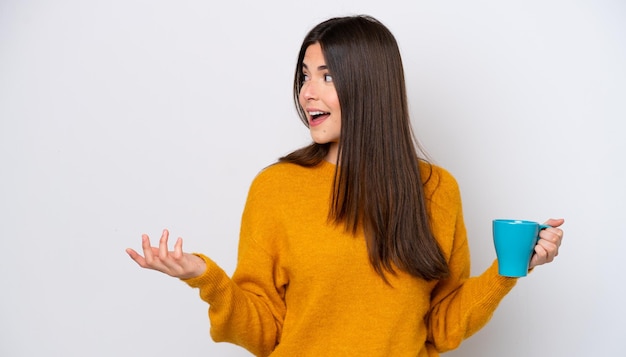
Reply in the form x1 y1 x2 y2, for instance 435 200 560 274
423 170 563 352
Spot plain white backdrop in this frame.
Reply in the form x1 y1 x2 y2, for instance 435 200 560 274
1 0 624 356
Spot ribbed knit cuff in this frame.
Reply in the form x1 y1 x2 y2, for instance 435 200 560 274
476 260 518 308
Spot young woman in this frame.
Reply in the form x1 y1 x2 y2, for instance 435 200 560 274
126 15 564 356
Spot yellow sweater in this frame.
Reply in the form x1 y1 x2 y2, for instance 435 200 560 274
183 160 516 356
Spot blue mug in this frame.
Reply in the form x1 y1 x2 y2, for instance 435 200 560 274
493 219 550 277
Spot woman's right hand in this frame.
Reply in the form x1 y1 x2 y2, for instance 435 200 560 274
126 229 206 280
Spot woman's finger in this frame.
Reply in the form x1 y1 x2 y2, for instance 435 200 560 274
537 239 557 262
158 229 170 259
540 228 563 247
141 234 156 265
125 248 147 267
529 245 545 268
173 237 183 260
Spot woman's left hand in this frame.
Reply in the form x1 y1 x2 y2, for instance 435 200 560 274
529 218 564 269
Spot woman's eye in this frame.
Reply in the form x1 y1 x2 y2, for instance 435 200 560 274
302 74 310 82
324 74 333 82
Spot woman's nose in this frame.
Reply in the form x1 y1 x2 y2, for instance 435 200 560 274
301 82 318 100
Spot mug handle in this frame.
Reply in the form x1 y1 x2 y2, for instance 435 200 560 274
535 224 551 244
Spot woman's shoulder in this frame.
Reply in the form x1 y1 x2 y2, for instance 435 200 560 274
255 160 325 178
249 160 334 191
419 160 461 203
419 160 458 186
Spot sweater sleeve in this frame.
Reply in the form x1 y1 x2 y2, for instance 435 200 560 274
424 170 517 352
181 171 287 357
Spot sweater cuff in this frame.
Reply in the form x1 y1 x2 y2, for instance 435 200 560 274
477 260 518 307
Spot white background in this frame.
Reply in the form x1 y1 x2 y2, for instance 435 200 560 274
1 0 624 356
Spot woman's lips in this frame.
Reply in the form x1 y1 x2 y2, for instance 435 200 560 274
308 110 330 127
309 113 330 126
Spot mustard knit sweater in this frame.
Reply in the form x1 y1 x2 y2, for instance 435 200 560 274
183 160 517 356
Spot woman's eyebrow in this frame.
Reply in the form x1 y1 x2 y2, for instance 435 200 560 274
302 63 329 71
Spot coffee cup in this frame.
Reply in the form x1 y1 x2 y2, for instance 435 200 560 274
493 219 550 277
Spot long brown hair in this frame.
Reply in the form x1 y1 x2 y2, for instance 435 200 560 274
280 15 449 281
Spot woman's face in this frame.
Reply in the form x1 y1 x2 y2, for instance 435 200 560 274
299 43 341 163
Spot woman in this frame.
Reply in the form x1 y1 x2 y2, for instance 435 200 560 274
126 15 564 356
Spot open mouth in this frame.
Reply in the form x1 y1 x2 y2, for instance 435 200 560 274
309 111 330 122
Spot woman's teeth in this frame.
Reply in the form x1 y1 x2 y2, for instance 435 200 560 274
310 111 329 119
